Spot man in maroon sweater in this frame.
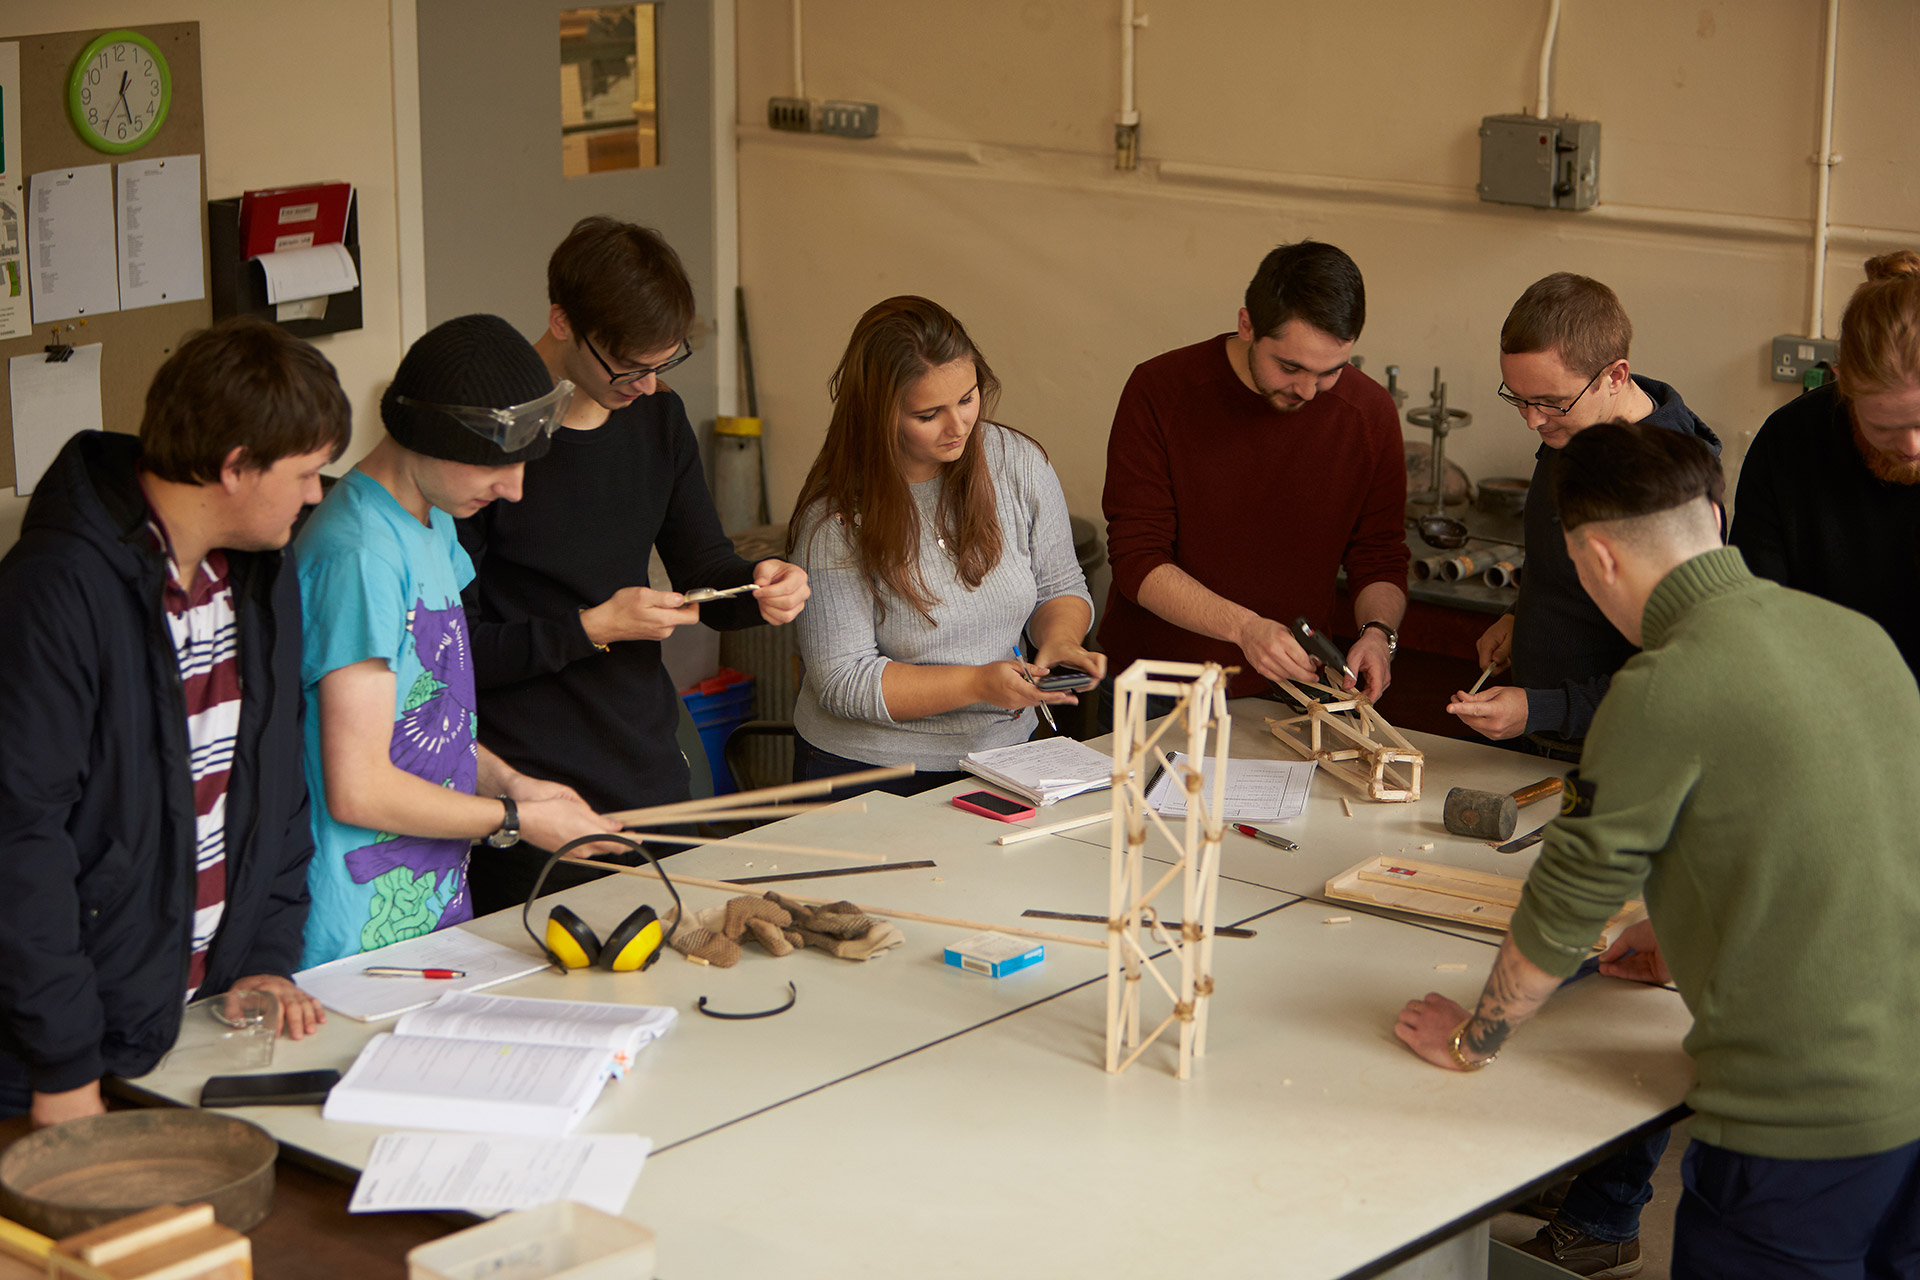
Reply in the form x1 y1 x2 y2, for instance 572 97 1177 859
1099 241 1409 702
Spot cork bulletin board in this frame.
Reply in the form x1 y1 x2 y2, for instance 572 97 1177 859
0 22 208 490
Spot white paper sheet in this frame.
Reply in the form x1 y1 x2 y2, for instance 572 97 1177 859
253 241 357 304
28 165 119 323
294 929 550 1022
350 1132 650 1216
0 43 30 340
116 154 204 309
9 344 102 496
1147 753 1316 823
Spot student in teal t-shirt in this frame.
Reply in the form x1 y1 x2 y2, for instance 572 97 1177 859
295 315 620 968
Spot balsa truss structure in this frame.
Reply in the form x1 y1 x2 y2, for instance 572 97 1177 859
1105 660 1232 1079
1266 679 1424 803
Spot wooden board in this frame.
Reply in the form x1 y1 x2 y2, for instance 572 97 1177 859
0 23 209 490
1325 855 1644 948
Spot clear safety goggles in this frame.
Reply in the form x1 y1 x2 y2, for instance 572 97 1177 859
397 379 575 451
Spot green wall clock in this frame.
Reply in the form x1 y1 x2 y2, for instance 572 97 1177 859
68 29 172 154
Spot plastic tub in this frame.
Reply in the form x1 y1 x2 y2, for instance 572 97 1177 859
681 667 755 795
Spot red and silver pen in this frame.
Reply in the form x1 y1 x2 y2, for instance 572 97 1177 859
1232 823 1298 852
361 967 466 979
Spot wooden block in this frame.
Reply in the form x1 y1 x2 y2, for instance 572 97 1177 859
49 1204 249 1280
1326 855 1643 946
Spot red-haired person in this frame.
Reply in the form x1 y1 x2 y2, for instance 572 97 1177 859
787 297 1102 795
1733 251 1920 678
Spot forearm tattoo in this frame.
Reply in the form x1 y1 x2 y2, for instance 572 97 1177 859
1462 940 1555 1059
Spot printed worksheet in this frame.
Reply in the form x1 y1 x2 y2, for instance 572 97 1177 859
1147 754 1315 823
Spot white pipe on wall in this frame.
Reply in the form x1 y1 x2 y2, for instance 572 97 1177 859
791 0 805 100
1119 0 1138 120
1809 0 1840 339
1535 0 1561 119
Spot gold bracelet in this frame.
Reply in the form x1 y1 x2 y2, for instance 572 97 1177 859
1449 1020 1496 1071
578 609 610 653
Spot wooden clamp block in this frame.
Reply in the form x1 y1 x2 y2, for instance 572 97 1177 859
1266 679 1423 803
48 1205 249 1280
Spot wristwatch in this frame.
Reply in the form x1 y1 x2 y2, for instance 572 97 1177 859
1358 620 1398 657
1449 1020 1496 1071
486 796 521 849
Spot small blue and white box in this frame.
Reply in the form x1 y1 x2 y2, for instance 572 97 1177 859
943 931 1045 978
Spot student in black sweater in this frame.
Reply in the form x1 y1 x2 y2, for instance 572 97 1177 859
1732 250 1920 678
1447 274 1719 756
459 218 809 914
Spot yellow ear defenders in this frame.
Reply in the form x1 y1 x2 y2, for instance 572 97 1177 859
521 833 682 973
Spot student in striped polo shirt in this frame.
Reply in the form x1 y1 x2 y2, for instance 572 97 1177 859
0 318 349 1128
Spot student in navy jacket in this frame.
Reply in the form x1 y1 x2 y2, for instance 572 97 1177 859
0 318 348 1126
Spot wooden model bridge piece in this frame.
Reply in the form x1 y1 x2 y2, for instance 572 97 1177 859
1265 679 1424 803
1104 660 1232 1079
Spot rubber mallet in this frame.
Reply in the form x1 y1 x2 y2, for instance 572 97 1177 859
1443 777 1563 842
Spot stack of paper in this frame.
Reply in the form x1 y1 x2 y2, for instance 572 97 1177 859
963 736 1114 807
323 993 677 1137
294 930 551 1022
349 1132 651 1217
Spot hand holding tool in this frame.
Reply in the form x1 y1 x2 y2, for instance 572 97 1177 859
1291 617 1357 688
1443 776 1563 842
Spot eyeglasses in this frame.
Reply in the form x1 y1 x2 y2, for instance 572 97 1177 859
581 333 692 387
396 379 575 451
1496 362 1615 418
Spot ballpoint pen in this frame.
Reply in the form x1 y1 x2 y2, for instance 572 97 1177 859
1232 823 1299 852
361 967 467 979
1013 646 1058 732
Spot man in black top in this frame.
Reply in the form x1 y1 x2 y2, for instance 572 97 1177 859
460 218 809 913
1444 274 1717 1275
1732 251 1920 677
1448 273 1719 754
0 319 346 1125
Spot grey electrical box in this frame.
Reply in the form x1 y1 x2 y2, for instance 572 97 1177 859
1478 115 1601 210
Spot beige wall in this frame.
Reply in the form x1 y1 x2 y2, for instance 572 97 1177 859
733 0 1920 542
0 1 408 547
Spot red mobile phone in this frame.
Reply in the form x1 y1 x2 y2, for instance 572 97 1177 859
952 790 1036 823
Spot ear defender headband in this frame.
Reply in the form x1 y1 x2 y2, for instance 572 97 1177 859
521 834 683 973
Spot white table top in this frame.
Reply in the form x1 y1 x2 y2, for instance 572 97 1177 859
121 702 1692 1278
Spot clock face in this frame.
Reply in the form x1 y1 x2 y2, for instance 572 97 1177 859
69 30 172 154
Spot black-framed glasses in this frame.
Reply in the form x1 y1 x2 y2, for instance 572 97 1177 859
581 333 692 387
1496 362 1614 418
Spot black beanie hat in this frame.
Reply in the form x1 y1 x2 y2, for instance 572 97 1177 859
381 314 557 465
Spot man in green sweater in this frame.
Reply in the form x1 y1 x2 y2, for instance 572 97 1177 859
1395 420 1920 1275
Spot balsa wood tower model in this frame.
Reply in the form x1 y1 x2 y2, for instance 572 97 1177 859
1266 679 1424 803
1105 660 1232 1079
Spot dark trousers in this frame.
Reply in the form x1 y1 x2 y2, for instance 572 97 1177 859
0 1053 31 1120
790 732 968 798
1558 1128 1673 1242
1674 1136 1920 1279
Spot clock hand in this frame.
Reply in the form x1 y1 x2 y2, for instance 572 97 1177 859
112 71 131 125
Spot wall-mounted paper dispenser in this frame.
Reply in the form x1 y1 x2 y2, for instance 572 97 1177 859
208 196 363 338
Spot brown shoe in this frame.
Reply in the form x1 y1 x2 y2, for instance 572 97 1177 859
1512 1176 1574 1220
1513 1221 1643 1278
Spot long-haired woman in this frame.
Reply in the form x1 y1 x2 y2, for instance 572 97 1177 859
787 296 1103 794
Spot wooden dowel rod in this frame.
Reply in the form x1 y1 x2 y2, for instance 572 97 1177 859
620 802 857 825
565 857 1105 949
995 810 1111 845
617 830 885 862
603 766 913 826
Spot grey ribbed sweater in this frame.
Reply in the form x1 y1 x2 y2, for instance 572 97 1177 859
790 425 1091 770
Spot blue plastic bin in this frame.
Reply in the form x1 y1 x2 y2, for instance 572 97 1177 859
680 669 755 795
